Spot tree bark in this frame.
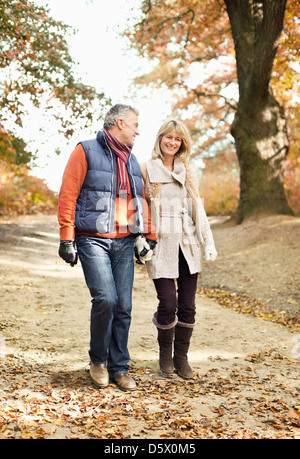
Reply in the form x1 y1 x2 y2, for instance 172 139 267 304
224 0 293 221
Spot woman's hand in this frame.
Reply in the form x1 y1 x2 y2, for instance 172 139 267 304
204 245 218 262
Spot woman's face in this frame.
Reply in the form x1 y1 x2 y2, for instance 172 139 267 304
160 130 182 159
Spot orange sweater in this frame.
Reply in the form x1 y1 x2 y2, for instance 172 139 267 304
58 144 156 241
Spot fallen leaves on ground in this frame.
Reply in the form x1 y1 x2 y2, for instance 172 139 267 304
0 353 299 439
197 287 300 332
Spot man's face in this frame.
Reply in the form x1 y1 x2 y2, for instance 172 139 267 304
118 111 139 147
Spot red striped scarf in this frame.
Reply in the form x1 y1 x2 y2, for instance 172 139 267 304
103 130 131 196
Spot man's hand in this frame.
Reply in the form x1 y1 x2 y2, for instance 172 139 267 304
59 240 78 266
204 245 217 262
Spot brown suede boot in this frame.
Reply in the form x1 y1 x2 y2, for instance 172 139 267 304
157 327 175 374
173 325 194 379
153 313 177 375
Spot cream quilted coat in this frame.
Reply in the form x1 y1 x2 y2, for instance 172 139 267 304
143 158 215 279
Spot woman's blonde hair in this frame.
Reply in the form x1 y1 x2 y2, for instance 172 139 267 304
152 119 191 164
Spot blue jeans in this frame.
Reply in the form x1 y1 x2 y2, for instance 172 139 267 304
76 235 134 377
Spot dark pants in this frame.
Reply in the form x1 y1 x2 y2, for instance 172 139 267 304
153 248 198 327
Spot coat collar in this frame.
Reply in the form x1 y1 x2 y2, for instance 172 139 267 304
147 157 186 186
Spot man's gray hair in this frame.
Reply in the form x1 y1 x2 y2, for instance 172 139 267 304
103 104 139 130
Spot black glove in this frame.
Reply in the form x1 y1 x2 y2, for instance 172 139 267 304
58 240 78 266
134 237 157 264
134 246 144 264
147 239 157 251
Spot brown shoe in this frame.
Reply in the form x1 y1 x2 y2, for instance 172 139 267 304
112 373 137 391
89 362 109 387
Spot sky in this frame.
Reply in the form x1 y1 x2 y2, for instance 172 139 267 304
28 0 172 192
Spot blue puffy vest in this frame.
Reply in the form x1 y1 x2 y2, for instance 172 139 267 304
75 131 144 235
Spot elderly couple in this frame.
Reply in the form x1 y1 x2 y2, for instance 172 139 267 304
58 104 217 392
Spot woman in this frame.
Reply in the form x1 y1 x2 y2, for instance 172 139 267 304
140 119 217 379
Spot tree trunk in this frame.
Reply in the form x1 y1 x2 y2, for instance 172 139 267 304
231 89 293 221
224 0 293 221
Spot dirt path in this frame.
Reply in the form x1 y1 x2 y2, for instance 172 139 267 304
0 214 299 439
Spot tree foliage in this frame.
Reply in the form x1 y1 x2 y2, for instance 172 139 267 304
0 0 110 165
126 0 236 154
125 0 299 217
0 159 57 215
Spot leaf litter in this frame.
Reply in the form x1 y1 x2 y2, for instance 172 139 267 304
0 351 299 439
0 214 299 440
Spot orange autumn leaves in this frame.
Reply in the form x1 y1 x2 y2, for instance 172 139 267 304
1 354 299 439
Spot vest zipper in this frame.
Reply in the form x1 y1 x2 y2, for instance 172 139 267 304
128 156 142 233
103 137 115 232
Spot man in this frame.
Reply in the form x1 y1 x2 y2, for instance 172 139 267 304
58 104 156 391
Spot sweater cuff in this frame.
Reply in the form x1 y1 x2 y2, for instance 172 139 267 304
60 227 75 241
142 232 157 241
